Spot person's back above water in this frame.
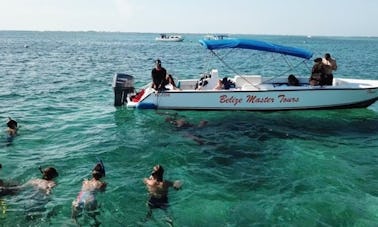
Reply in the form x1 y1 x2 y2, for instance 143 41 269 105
1 166 59 196
71 160 107 222
143 165 181 215
25 166 59 195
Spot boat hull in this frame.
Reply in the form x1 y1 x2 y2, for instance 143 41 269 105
155 38 184 42
128 87 378 111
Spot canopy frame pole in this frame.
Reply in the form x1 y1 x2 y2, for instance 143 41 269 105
209 50 260 89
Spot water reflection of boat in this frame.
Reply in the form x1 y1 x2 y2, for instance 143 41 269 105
155 34 184 42
113 38 378 110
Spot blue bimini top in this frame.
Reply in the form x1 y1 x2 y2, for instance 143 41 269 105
199 38 313 60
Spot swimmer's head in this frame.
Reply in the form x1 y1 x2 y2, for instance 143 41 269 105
41 167 58 180
7 117 18 130
92 161 105 180
151 164 164 182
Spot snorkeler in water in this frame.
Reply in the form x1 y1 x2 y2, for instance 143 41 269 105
24 166 59 195
72 160 107 224
6 117 18 137
143 164 181 223
1 166 58 197
5 117 18 144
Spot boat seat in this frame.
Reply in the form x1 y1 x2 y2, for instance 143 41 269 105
196 69 219 90
241 84 260 90
235 75 262 88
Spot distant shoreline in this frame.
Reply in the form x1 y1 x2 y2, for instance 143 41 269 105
0 30 377 38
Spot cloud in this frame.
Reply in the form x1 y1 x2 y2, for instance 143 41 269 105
114 0 133 16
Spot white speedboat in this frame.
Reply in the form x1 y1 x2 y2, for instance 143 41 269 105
155 34 184 42
204 34 229 40
113 38 378 110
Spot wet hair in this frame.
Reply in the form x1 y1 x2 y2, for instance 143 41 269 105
7 118 18 130
92 161 106 180
41 167 58 180
151 164 164 182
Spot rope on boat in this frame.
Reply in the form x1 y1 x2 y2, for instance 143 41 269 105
209 50 260 89
210 48 311 85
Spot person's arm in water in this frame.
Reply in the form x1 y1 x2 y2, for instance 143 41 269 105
165 180 182 190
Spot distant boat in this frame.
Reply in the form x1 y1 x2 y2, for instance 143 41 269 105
155 34 184 42
204 34 229 40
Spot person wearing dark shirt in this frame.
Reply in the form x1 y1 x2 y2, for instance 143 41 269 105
151 59 167 90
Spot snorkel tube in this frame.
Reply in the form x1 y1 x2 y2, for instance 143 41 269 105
39 166 44 174
98 159 106 177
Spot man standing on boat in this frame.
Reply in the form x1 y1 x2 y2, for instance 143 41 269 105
322 53 337 85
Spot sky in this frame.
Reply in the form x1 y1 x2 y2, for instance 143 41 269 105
0 0 377 37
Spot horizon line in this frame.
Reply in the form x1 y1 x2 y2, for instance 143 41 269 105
0 29 377 38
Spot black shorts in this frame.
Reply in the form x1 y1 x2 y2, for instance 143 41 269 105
148 196 168 209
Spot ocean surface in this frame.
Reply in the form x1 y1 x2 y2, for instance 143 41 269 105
1 31 378 226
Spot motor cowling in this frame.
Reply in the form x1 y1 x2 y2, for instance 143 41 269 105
113 73 135 106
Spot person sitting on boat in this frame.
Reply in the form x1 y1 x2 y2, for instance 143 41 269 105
309 58 326 86
322 53 337 85
165 74 180 90
72 161 107 223
143 164 182 220
288 74 300 86
214 77 235 90
151 59 178 91
151 59 167 90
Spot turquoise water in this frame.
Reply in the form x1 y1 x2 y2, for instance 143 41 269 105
1 31 378 226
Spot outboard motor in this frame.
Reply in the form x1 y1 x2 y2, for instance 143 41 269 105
112 73 135 106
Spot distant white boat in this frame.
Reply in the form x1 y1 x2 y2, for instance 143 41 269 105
204 34 229 40
155 34 184 42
